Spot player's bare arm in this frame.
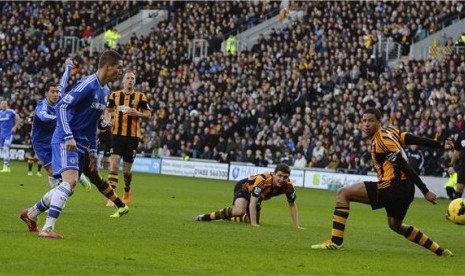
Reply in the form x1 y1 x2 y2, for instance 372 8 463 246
249 196 260 227
288 202 304 229
11 116 22 133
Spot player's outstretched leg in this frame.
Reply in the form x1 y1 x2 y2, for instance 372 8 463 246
85 169 128 218
402 225 453 257
229 213 250 223
197 208 233 221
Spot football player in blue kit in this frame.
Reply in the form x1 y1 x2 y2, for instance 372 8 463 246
0 100 21 172
20 50 128 239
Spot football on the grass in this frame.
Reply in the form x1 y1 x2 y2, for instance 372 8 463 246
446 198 465 225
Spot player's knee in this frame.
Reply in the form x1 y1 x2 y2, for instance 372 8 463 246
388 222 402 234
67 180 78 188
232 206 247 216
335 186 348 201
45 166 53 176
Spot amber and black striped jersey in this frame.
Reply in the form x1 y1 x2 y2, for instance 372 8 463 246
107 90 151 138
240 172 296 203
25 111 34 134
371 126 410 185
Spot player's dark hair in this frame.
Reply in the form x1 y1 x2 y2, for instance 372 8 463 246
98 50 122 68
43 80 56 96
275 163 291 174
364 108 382 120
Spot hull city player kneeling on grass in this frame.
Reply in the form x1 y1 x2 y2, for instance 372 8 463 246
311 108 454 257
197 163 304 229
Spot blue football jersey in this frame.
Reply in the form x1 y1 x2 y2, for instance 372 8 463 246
31 64 72 145
0 109 18 138
31 99 57 144
52 73 110 154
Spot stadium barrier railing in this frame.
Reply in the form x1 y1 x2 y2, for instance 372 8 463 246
4 146 447 199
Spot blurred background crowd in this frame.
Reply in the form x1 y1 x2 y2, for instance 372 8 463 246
1 0 465 176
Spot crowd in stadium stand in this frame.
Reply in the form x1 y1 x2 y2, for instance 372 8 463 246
1 1 465 177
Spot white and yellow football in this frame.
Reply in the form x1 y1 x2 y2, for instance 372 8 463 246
446 198 465 225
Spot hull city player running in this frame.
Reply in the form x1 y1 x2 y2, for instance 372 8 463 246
312 108 453 257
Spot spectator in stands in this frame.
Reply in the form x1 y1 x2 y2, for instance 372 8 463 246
312 141 325 160
293 151 307 168
4 0 464 179
254 150 268 167
405 145 425 175
312 154 330 169
262 148 274 165
241 149 255 163
201 145 213 160
326 153 340 170
280 150 294 166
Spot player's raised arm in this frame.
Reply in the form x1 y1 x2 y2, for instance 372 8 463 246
11 111 21 134
402 132 453 150
58 58 74 98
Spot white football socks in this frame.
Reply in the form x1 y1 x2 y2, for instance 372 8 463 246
48 176 61 188
27 187 57 219
43 182 73 230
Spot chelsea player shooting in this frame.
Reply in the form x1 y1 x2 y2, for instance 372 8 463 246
20 50 128 239
35 57 92 189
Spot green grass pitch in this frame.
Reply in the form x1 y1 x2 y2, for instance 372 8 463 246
0 161 463 275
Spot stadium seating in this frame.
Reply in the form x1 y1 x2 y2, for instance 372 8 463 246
1 1 464 176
